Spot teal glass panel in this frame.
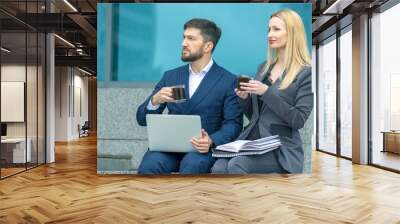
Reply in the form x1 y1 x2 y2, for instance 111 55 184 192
97 3 312 82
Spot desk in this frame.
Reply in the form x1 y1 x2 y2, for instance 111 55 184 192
382 131 400 154
1 138 31 163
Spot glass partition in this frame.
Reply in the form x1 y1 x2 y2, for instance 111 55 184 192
27 31 38 169
1 30 28 177
0 1 46 179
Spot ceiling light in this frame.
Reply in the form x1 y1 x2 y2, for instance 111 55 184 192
63 0 78 12
54 34 75 48
1 47 11 53
322 0 354 15
78 67 93 76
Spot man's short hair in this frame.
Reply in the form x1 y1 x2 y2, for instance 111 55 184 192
184 18 221 52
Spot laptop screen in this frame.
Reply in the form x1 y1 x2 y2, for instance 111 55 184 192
1 123 7 137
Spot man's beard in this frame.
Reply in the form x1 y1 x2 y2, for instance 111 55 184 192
181 49 204 62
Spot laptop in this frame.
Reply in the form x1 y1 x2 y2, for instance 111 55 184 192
146 114 202 153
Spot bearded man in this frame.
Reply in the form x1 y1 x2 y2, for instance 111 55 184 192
136 18 242 174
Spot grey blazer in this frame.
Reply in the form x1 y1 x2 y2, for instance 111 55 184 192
237 62 314 173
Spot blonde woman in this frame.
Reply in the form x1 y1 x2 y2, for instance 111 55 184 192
212 9 313 174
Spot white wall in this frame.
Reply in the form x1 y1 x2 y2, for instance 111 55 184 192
1 65 26 81
73 73 89 137
55 67 69 141
55 67 89 141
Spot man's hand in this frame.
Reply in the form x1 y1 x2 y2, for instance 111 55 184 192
151 87 175 106
191 129 213 153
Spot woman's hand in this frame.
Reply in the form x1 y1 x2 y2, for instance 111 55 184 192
235 88 249 99
240 80 269 96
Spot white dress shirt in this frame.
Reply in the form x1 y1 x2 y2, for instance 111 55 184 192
147 59 214 110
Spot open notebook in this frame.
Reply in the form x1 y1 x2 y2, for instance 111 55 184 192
212 135 281 158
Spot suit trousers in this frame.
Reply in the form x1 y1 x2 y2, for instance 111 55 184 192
211 150 287 174
138 150 216 174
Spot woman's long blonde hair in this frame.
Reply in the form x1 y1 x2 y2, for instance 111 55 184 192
263 9 311 89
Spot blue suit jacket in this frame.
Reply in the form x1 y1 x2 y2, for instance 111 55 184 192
136 62 243 146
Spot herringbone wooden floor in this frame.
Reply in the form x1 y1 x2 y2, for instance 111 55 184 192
1 135 400 224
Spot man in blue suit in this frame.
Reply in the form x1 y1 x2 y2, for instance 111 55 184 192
136 18 242 174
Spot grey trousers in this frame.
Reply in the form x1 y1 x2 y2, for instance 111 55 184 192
211 151 287 174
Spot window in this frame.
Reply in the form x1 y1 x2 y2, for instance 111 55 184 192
318 36 337 154
371 3 400 171
340 28 352 158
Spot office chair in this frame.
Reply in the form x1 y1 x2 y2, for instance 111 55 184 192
79 121 90 138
